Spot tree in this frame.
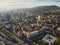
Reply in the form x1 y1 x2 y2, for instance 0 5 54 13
29 41 35 45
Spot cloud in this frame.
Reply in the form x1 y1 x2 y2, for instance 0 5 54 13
0 0 60 3
0 0 60 8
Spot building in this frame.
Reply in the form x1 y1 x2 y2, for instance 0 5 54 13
22 24 40 39
23 30 39 38
57 27 60 32
0 41 5 45
36 15 41 25
42 34 56 45
57 27 60 36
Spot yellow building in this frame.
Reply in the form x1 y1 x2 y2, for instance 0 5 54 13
23 30 39 38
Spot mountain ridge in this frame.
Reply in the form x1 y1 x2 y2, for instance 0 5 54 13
0 5 60 16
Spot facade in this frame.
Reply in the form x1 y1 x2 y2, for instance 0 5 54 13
23 30 39 38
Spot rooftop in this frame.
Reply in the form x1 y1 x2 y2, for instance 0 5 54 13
42 34 56 43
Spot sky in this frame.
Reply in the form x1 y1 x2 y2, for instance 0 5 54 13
0 0 60 8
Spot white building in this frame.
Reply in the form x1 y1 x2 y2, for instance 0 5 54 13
57 27 60 32
36 15 41 25
42 34 56 45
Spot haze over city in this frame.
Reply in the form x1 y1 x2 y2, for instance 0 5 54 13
0 0 60 8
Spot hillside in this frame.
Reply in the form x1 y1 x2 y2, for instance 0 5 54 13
0 5 60 16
